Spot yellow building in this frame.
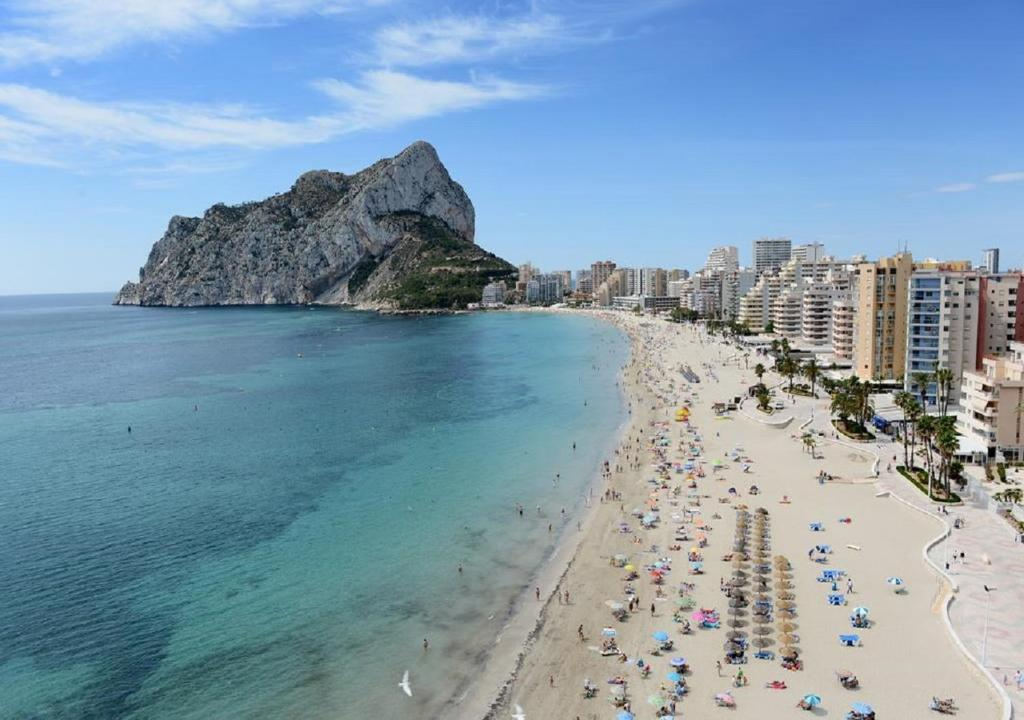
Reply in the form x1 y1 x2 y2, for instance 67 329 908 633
853 252 913 381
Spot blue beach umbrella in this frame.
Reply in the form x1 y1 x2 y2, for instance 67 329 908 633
689 561 703 570
852 702 873 714
653 631 670 642
851 607 869 617
886 576 903 585
617 712 635 720
670 657 687 667
802 694 822 707
602 628 617 637
666 671 683 682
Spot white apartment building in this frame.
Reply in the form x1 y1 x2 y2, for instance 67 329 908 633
791 242 825 263
801 279 849 346
705 246 739 274
832 300 855 359
957 341 1024 461
771 285 804 340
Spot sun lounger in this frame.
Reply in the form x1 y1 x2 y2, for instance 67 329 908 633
828 594 846 606
838 634 860 647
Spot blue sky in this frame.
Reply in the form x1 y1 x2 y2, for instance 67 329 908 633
0 0 1022 294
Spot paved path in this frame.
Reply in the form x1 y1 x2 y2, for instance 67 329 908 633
776 379 1024 716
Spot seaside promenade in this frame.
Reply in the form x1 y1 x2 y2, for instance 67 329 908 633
478 312 1006 720
790 387 1024 718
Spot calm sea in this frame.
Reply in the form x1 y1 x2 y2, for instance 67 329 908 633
0 294 627 720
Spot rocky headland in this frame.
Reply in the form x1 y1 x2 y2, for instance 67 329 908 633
114 141 515 310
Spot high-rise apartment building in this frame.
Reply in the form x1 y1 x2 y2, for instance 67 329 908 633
982 248 1000 274
905 269 1024 409
705 246 739 274
591 261 617 293
791 242 825 263
832 300 855 360
852 253 913 382
753 237 792 276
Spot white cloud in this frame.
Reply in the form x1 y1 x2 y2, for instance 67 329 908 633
935 182 976 193
373 14 566 67
985 171 1024 184
0 0 380 67
0 71 547 167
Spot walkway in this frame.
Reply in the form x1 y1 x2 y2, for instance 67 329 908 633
779 379 1023 717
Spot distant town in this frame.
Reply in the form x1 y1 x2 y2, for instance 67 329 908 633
476 240 1022 467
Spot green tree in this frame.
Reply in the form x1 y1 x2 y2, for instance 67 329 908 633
916 414 937 485
756 388 771 412
904 398 922 471
934 416 959 497
780 356 799 391
912 371 932 411
934 367 955 417
754 363 766 383
893 390 914 467
802 358 820 397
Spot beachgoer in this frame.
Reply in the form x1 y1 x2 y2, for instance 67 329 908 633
716 660 722 676
650 603 655 616
423 638 429 651
535 587 540 601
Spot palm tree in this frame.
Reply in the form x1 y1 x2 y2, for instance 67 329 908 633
893 391 914 467
802 433 817 459
754 363 766 384
780 356 799 391
934 367 955 417
912 371 932 411
917 414 937 494
830 385 854 424
756 387 771 412
904 399 922 470
802 358 820 397
934 416 959 497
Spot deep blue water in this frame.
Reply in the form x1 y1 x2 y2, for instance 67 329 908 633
0 294 627 719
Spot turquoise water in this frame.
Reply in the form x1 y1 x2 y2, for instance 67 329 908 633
0 295 627 719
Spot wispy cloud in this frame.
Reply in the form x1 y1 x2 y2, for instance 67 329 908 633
372 14 568 67
0 71 546 168
0 0 381 67
935 182 976 193
985 171 1024 184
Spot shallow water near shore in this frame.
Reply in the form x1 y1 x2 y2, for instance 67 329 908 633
0 295 627 719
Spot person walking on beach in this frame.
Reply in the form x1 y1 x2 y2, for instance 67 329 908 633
650 602 656 616
423 638 429 651
535 587 540 601
847 577 853 594
716 660 722 676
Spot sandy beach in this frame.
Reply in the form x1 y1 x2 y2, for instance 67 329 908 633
462 310 1003 720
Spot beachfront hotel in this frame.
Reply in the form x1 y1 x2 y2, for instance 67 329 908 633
957 341 1024 461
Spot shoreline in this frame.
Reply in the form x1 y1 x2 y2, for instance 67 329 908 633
445 308 637 720
475 309 1004 720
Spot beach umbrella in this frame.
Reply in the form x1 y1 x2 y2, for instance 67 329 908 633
732 569 748 578
778 592 796 601
690 561 703 571
624 564 636 573
666 671 683 682
648 693 666 706
780 646 799 659
669 657 687 667
802 694 822 708
731 555 746 567
752 615 771 624
602 628 617 637
614 554 628 563
617 712 635 720
852 607 869 618
752 625 772 636
777 622 797 633
729 578 748 588
606 600 625 611
653 631 670 642
779 633 798 645
727 630 747 640
777 600 796 610
852 703 873 715
887 576 904 586
728 598 747 609
691 611 707 622
727 606 746 616
723 640 744 651
753 636 773 648
777 581 794 590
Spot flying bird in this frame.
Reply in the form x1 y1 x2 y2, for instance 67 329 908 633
399 670 411 697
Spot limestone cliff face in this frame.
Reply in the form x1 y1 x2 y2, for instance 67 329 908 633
114 141 514 309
